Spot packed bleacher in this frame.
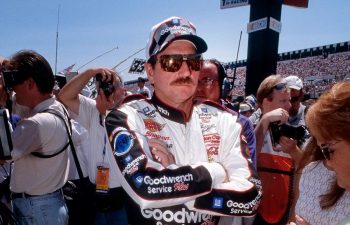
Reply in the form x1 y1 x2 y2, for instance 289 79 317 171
124 42 350 98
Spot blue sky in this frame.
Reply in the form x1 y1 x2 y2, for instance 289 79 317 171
1 0 349 81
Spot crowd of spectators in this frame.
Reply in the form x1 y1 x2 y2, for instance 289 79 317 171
215 51 350 97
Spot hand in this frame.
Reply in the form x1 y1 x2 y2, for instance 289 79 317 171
94 68 120 114
279 136 298 154
264 108 289 125
148 138 175 167
295 215 310 225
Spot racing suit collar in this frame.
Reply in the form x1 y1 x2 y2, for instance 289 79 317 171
150 94 193 124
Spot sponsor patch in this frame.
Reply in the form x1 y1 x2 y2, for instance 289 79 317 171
143 118 165 132
122 154 146 176
138 107 157 118
156 105 169 116
201 123 215 132
145 131 170 141
123 154 133 165
113 130 135 156
141 207 215 224
143 106 150 113
213 197 224 209
132 173 144 188
173 182 189 192
203 134 221 144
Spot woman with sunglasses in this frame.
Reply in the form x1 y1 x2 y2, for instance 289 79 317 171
293 81 350 225
289 136 350 225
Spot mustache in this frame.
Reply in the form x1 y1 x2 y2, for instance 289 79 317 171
170 77 195 85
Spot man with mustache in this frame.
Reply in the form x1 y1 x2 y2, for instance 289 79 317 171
105 16 262 225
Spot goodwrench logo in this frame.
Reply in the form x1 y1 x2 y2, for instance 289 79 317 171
141 207 215 224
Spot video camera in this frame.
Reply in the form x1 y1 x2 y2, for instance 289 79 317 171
269 122 308 146
95 74 115 97
1 70 29 92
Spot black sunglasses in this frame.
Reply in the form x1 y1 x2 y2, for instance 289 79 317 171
274 82 287 90
319 141 341 160
266 82 287 97
151 54 202 72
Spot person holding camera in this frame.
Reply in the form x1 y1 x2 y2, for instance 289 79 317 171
105 16 261 225
251 74 303 225
58 68 127 225
0 50 69 225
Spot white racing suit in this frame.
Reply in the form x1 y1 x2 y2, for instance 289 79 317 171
105 95 262 225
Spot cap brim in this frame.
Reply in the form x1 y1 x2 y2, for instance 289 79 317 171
161 35 208 55
288 85 302 90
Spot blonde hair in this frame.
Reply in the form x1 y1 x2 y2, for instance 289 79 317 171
306 81 350 142
256 74 287 109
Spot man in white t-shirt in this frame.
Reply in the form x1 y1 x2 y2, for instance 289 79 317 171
136 77 152 99
58 68 127 225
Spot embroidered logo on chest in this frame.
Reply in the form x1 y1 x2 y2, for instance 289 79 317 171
143 118 165 132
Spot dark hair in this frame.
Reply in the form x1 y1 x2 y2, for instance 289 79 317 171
297 137 345 209
138 77 146 83
206 59 226 98
10 50 55 94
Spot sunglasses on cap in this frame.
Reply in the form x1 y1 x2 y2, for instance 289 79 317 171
149 54 202 72
319 140 342 160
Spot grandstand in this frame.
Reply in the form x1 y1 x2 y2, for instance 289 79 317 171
124 41 350 98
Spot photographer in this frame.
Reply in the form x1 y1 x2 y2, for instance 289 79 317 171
58 68 127 225
0 50 69 225
251 75 303 225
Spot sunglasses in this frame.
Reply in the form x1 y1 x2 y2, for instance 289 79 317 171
319 140 342 160
266 82 287 97
198 77 218 88
151 54 202 72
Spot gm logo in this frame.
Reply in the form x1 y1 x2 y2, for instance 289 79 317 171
123 154 133 165
113 131 134 156
201 108 208 113
143 107 150 113
212 197 224 209
133 173 144 188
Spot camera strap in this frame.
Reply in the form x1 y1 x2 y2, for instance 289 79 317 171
31 106 85 182
31 108 70 159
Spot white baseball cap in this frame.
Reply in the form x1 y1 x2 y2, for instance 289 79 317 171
285 75 303 90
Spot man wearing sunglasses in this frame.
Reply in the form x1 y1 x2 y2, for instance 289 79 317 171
105 16 261 225
285 75 307 127
195 59 257 168
251 75 303 225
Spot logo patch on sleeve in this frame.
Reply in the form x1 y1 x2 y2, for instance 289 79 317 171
212 197 224 209
132 173 144 188
113 131 135 156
